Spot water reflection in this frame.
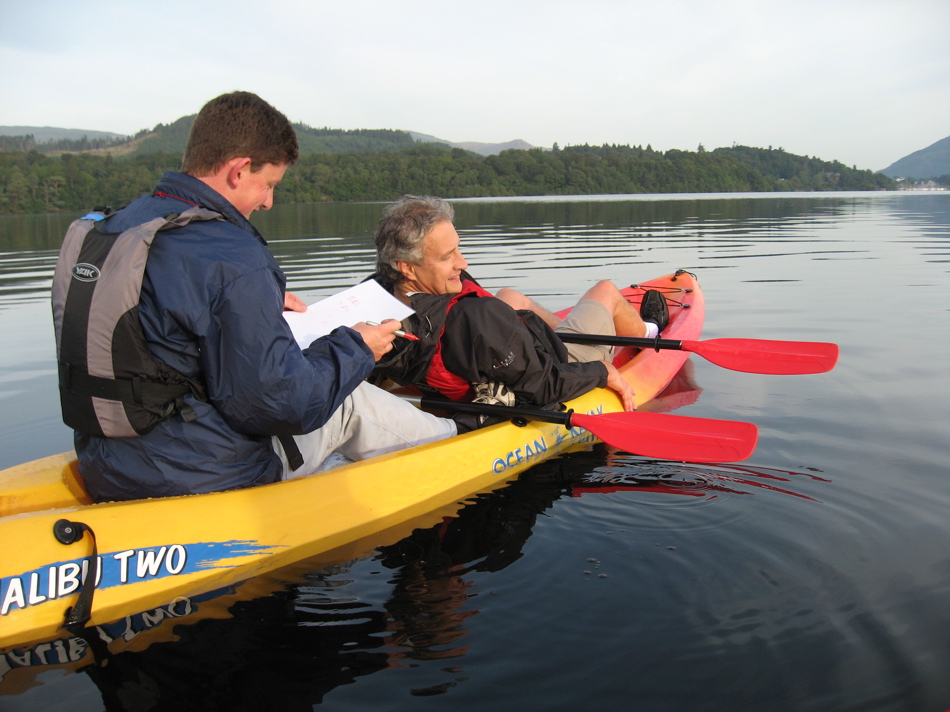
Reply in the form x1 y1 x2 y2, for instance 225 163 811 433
12 446 836 710
0 250 59 308
4 192 932 309
577 457 830 503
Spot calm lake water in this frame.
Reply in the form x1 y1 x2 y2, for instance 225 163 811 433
1 191 949 711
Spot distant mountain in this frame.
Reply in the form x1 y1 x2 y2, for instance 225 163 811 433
3 121 534 158
123 123 531 157
455 139 536 155
294 125 417 154
409 131 537 155
880 135 950 178
0 126 126 142
122 116 195 155
2 120 424 157
408 131 452 147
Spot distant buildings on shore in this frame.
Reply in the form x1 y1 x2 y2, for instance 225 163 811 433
894 178 949 191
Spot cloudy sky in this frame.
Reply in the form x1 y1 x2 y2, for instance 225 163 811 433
1 0 947 171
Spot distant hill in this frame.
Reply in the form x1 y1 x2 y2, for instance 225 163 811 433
408 131 452 147
0 126 131 153
127 116 195 155
96 119 425 157
409 131 536 155
2 120 428 157
122 122 527 157
0 126 126 142
712 145 893 191
880 135 950 179
295 125 417 154
455 139 536 155
0 140 896 215
129 117 421 156
0 120 535 156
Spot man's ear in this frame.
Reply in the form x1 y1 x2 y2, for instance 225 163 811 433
396 260 416 282
225 157 253 189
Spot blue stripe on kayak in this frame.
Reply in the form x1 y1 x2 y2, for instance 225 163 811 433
1 540 285 616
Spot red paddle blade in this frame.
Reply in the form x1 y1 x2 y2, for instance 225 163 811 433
571 411 758 463
684 338 839 375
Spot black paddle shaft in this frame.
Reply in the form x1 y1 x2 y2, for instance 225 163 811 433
558 333 684 350
418 396 573 426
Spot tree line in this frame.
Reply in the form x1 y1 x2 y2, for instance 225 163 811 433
119 116 419 157
0 151 181 214
0 143 896 215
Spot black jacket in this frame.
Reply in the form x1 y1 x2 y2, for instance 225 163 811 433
373 279 606 407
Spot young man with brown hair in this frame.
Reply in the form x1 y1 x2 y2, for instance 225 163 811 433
53 92 456 502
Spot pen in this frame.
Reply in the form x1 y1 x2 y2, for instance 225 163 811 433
365 321 420 341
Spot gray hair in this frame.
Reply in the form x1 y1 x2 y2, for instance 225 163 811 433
374 195 455 290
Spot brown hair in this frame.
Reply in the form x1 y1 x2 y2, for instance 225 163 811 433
180 91 299 176
374 195 456 290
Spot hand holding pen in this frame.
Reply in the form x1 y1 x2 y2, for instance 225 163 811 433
365 321 419 341
350 320 399 360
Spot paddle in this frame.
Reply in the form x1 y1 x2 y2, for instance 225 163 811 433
557 333 839 375
415 396 758 463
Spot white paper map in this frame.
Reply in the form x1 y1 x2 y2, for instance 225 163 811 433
283 279 414 349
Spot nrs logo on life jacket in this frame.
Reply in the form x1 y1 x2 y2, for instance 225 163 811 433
71 263 100 282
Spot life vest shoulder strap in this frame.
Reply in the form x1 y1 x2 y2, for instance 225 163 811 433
423 280 492 401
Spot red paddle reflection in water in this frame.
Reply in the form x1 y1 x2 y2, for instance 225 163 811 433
573 458 831 502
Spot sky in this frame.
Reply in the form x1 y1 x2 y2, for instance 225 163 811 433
1 0 947 172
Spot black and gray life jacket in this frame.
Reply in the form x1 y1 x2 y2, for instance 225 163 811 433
51 207 222 437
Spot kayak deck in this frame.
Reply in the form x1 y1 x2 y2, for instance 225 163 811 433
0 271 703 649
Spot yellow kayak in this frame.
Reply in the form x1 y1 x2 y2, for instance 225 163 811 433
0 271 704 650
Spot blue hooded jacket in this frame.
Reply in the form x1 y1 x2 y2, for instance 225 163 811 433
74 171 375 501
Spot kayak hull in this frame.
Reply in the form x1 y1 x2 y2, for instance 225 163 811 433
0 271 703 649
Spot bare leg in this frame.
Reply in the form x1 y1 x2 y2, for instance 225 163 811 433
577 280 649 337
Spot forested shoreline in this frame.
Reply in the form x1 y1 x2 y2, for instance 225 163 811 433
0 143 895 215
